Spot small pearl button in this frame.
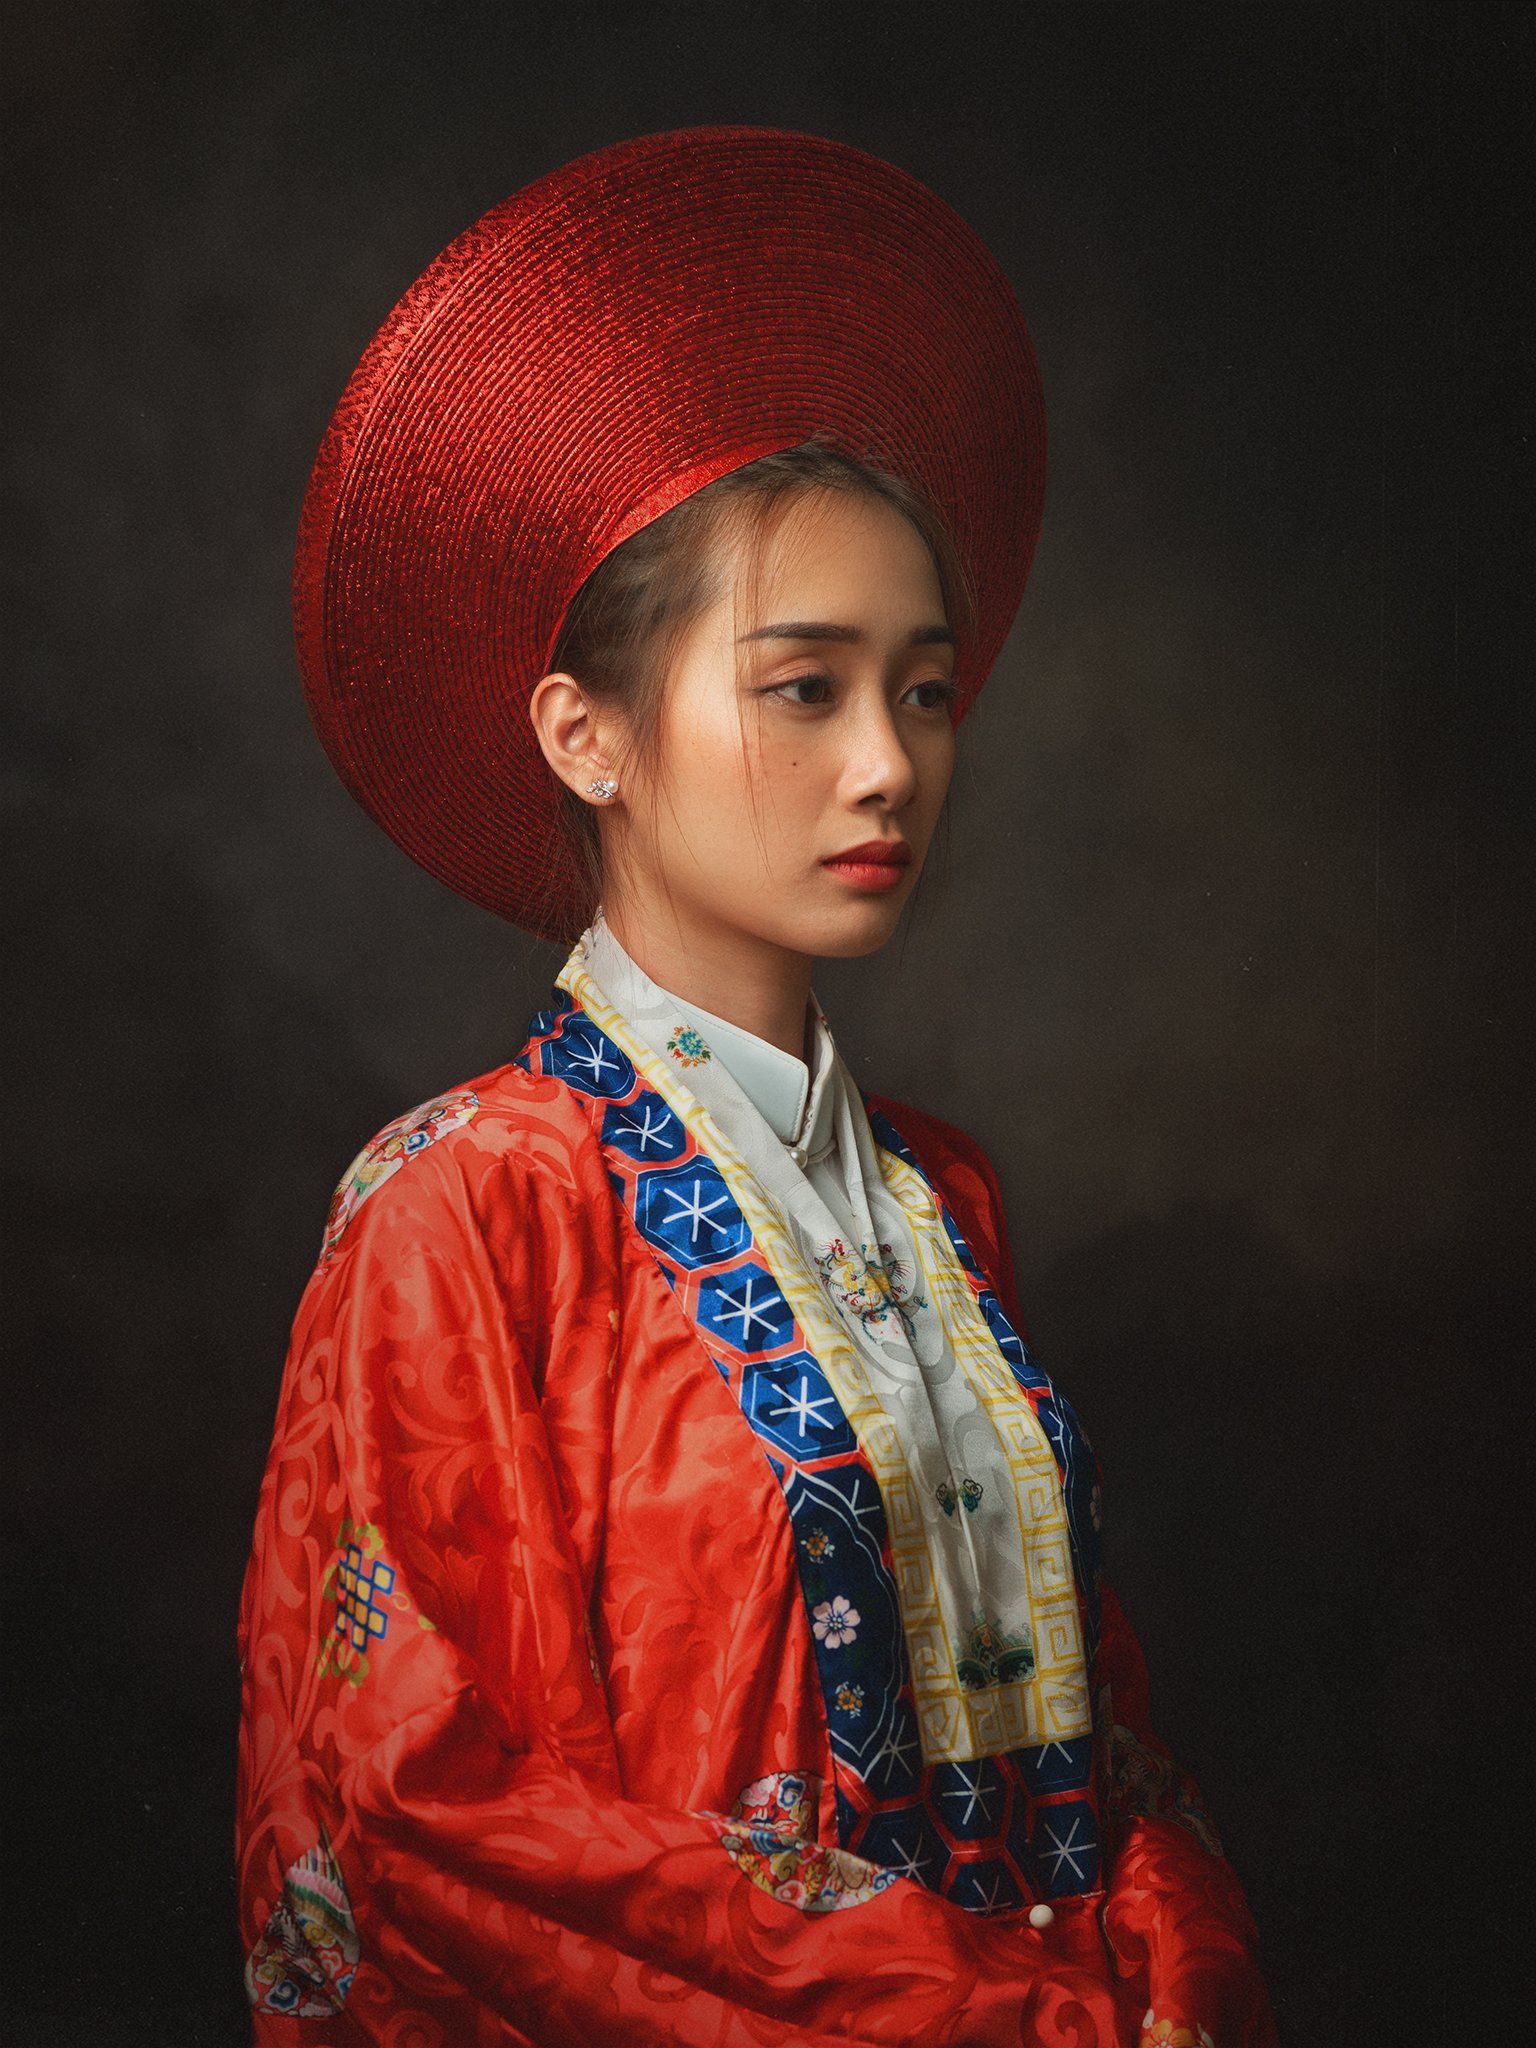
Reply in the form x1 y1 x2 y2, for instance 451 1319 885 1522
1028 1903 1055 1929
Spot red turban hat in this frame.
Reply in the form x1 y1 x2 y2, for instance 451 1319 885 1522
294 124 1045 937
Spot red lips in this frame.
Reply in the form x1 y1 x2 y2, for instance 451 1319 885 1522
822 839 911 868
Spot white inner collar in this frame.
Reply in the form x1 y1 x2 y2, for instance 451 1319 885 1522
587 912 837 1161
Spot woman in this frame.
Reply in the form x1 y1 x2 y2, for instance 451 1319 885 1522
238 127 1279 2045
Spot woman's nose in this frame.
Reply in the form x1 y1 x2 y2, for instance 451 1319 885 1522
842 701 919 811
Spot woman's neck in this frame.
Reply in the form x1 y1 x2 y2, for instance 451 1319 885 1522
599 899 815 1063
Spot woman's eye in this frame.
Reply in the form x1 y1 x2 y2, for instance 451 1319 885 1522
770 673 834 705
904 678 959 711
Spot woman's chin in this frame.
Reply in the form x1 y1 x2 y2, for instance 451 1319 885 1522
791 891 913 959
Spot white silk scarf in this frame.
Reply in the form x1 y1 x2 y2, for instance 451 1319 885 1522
562 915 1092 1765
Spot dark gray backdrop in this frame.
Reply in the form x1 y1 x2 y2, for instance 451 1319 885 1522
7 4 1529 2042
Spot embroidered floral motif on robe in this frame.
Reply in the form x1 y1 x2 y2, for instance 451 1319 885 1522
236 955 1280 2046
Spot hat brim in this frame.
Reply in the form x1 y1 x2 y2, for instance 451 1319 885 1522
294 125 1045 938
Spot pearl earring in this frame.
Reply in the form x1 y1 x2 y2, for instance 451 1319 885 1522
587 776 619 802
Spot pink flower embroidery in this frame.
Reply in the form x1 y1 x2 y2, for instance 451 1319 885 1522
1140 2015 1216 2048
812 1595 861 1649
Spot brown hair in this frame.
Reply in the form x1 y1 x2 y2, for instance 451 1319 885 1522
535 432 976 940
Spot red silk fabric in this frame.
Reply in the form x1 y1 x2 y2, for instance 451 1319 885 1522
236 1061 1279 2044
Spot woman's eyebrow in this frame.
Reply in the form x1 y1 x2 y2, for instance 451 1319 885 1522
736 620 956 646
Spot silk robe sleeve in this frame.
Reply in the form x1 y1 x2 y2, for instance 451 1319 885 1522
236 1082 1149 2048
881 1098 1281 2048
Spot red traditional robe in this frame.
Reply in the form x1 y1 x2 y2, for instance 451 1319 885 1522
236 1044 1279 2046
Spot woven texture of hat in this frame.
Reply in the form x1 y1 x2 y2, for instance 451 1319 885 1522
294 125 1045 938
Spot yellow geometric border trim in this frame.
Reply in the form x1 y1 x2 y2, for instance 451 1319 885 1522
559 959 1090 1763
872 1143 1091 1755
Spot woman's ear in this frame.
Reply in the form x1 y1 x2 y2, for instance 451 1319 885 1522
528 671 619 800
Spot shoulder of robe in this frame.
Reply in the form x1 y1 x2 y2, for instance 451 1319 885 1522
316 1057 609 1266
864 1089 998 1194
865 1088 1007 1247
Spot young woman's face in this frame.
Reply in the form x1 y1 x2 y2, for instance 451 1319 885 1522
609 488 959 960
